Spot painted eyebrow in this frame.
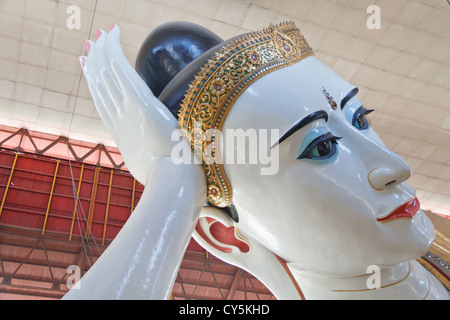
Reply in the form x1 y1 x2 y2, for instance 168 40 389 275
272 110 329 148
340 87 359 110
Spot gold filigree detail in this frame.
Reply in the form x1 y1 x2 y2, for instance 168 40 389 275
210 78 227 96
207 184 222 203
178 22 314 207
247 49 261 65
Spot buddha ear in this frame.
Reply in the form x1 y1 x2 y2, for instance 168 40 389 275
193 206 251 261
193 206 306 300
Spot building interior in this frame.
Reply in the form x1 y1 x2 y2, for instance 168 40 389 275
0 0 449 300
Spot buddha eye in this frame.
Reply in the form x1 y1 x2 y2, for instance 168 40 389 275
352 107 374 130
297 132 342 160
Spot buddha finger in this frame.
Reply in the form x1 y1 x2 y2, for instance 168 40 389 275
83 30 104 85
80 56 115 132
83 40 94 56
82 32 117 130
106 25 154 99
89 30 121 118
96 31 123 113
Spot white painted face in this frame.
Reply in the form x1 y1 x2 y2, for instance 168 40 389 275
221 56 435 277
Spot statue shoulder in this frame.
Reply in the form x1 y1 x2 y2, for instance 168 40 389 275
418 211 450 291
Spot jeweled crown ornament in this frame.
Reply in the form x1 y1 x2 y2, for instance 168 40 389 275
322 87 338 110
178 22 314 207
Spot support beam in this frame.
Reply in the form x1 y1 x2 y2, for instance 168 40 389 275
0 152 19 219
86 166 99 237
102 169 114 245
69 164 85 241
226 269 242 300
42 160 60 235
131 179 136 215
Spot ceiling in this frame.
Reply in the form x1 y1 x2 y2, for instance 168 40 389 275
0 0 449 216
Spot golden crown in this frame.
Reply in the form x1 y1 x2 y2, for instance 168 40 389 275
178 22 314 207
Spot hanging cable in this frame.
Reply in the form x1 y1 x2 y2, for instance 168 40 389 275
65 0 101 268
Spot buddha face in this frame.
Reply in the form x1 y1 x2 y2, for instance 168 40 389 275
221 56 435 277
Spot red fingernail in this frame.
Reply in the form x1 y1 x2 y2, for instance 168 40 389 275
78 56 85 69
109 24 116 31
84 41 91 54
95 29 102 40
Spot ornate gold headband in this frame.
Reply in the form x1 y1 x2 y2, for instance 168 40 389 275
178 22 314 207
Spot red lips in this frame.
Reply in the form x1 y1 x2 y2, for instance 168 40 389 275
377 197 420 223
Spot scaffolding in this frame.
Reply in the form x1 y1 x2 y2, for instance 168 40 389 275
0 125 274 300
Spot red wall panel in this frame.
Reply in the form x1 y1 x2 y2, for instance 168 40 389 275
0 150 144 245
0 148 204 253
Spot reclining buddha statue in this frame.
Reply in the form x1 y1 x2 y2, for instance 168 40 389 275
64 21 449 300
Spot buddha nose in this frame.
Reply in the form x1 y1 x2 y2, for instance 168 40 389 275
368 163 411 191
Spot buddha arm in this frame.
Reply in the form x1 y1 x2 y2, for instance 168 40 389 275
63 157 206 299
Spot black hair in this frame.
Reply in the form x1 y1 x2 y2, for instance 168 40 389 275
135 21 239 222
